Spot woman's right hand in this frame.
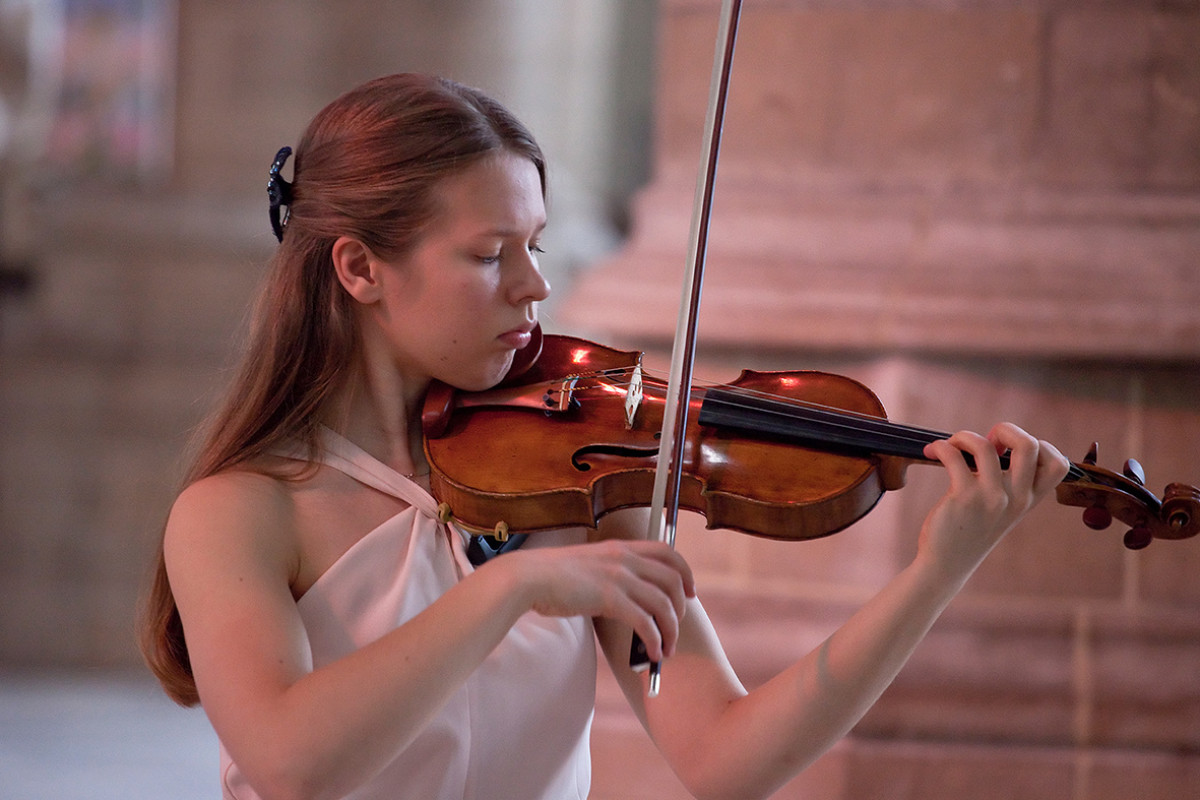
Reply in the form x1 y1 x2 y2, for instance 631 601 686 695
495 538 696 663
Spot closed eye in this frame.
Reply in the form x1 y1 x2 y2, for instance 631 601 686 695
477 244 543 264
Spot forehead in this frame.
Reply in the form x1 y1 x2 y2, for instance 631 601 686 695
429 151 546 236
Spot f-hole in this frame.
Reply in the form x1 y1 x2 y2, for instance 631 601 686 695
572 444 660 472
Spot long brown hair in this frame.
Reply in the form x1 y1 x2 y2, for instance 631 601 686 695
139 74 546 706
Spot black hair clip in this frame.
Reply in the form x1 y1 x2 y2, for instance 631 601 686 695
268 146 294 243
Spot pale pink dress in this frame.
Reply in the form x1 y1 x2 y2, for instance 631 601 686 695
219 428 597 799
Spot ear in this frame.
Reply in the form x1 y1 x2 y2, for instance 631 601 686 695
331 235 383 303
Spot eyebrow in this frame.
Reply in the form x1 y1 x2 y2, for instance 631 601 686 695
470 220 548 239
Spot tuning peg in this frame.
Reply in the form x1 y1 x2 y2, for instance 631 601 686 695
1081 506 1113 530
1123 526 1153 550
1123 458 1146 486
1084 442 1099 465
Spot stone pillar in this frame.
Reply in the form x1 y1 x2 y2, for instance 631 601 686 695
560 2 1200 798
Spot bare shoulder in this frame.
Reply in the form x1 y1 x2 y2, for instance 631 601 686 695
171 467 293 524
165 466 300 587
165 464 322 717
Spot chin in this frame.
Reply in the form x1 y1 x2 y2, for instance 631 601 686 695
449 353 515 393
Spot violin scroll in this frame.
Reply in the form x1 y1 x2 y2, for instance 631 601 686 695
1160 483 1200 540
1055 442 1200 550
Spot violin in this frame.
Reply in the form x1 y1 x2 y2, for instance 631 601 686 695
423 330 1200 551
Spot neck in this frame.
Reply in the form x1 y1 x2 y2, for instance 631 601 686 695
321 360 430 476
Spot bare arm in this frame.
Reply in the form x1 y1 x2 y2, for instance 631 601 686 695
597 423 1070 800
167 472 694 800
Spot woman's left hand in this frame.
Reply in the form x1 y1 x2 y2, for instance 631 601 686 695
918 422 1070 580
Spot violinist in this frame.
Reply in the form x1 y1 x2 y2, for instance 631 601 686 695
139 73 1070 800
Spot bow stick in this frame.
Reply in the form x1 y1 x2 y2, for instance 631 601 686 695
631 0 744 698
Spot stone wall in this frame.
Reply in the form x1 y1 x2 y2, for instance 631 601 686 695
0 0 652 665
561 1 1200 798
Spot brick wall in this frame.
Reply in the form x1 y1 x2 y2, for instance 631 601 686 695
0 191 268 665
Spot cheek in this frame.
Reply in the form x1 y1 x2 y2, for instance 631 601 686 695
439 275 498 314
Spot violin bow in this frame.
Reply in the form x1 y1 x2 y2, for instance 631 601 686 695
633 0 745 697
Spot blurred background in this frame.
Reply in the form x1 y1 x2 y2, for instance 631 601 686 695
1 0 1197 798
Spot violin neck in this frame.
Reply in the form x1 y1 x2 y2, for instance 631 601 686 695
698 386 951 464
698 387 1110 492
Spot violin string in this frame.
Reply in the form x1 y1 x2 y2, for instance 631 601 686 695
558 366 944 451
703 387 947 450
550 366 1089 479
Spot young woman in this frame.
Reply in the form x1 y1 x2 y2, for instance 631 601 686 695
140 73 1070 800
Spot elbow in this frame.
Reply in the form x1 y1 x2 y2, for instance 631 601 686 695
245 778 339 800
674 753 805 800
685 785 775 800
240 775 321 800
673 766 773 800
223 724 373 800
237 758 357 800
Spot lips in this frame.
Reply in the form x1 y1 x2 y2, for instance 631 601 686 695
498 322 536 349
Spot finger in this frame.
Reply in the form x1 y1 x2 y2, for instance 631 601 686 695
639 561 690 624
611 578 683 661
620 558 690 657
627 540 696 599
588 541 687 659
1032 438 1070 495
923 438 969 489
634 596 679 661
644 549 695 614
613 594 668 662
926 431 999 487
987 422 1039 494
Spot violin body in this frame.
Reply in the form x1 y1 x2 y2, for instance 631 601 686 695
424 334 904 540
423 334 1200 547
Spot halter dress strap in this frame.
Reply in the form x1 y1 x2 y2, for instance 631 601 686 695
301 425 442 518
297 426 523 567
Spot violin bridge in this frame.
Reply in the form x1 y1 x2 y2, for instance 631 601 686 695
544 376 580 412
624 364 643 429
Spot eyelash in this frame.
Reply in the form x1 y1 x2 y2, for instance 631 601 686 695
479 244 545 264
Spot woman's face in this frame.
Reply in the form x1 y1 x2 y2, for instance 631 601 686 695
371 150 551 392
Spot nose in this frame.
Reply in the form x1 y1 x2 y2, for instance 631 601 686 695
508 251 552 306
